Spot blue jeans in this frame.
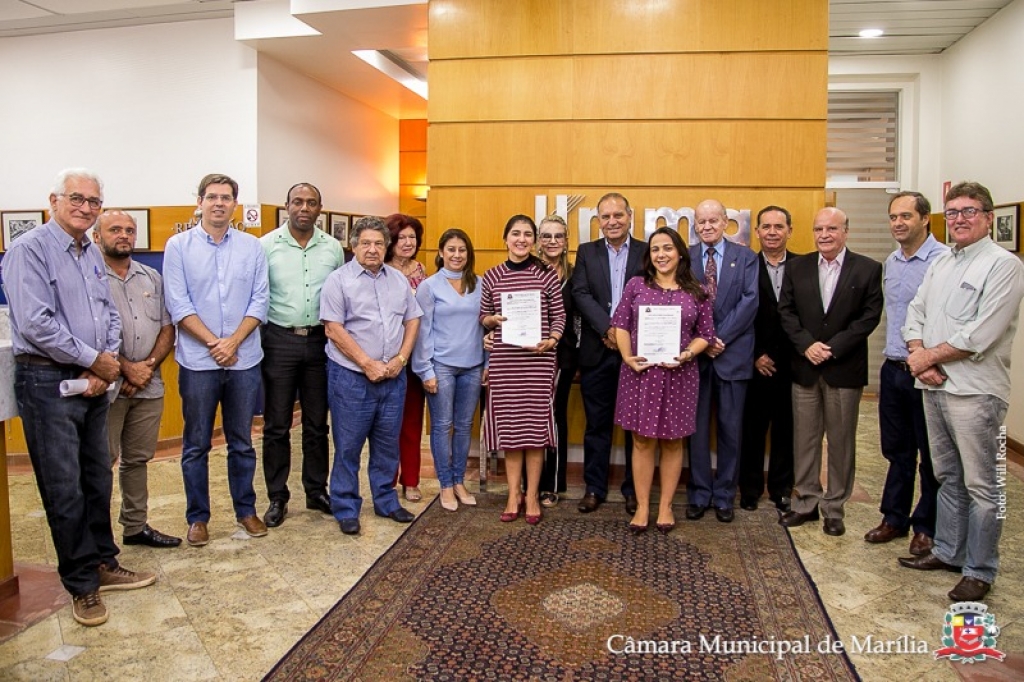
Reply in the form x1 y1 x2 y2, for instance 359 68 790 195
925 391 1007 584
425 362 483 488
15 363 119 595
328 361 405 519
179 366 261 523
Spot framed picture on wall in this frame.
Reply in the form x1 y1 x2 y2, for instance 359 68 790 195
330 213 351 244
2 210 44 249
276 207 287 227
992 204 1019 252
314 213 328 233
122 208 151 251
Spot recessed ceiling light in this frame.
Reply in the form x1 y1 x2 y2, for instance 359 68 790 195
859 28 884 38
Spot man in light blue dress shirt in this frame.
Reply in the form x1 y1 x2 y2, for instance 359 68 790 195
2 169 155 626
163 174 269 547
320 217 422 536
864 191 946 555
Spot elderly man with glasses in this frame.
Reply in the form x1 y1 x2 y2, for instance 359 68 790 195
2 169 156 627
898 181 1024 602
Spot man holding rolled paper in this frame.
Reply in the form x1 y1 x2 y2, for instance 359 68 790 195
2 169 156 627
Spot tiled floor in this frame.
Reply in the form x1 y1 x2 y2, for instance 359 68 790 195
0 401 1020 681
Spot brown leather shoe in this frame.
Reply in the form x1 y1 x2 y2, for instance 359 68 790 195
238 515 268 537
909 532 934 556
186 521 209 547
864 521 908 544
577 493 602 513
898 552 960 572
948 576 991 602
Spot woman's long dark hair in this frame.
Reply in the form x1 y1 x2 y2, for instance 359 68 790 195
503 214 548 271
433 228 479 294
642 226 707 300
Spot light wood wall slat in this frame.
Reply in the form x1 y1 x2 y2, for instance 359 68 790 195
430 0 827 59
429 53 827 122
428 121 826 188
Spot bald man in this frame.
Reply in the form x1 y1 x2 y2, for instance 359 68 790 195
778 207 883 536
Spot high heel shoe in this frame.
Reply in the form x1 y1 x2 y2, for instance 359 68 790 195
656 521 676 535
525 510 542 525
628 522 649 535
440 488 458 512
453 485 477 506
501 496 524 522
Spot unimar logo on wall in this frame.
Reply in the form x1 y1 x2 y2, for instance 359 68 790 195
535 194 752 248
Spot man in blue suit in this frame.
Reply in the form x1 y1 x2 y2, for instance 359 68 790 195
687 199 759 522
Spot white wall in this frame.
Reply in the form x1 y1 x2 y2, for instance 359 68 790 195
942 0 1024 443
255 54 398 218
0 19 259 207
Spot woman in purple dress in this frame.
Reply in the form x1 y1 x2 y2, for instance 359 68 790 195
611 227 715 535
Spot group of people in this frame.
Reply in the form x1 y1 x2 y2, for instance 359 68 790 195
3 169 1021 630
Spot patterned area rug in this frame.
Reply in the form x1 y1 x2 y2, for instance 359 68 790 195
266 496 860 681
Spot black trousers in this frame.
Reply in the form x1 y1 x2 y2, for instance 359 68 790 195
579 351 634 499
261 323 330 502
738 367 794 502
878 359 938 534
540 360 577 494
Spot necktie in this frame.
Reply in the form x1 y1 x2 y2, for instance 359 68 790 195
704 247 718 301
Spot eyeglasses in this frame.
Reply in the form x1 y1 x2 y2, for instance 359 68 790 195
539 233 566 241
944 207 987 220
203 193 235 203
60 193 103 210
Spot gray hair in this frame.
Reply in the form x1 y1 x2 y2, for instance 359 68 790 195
52 167 104 198
349 216 390 250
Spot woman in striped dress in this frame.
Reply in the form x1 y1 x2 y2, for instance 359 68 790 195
480 215 565 525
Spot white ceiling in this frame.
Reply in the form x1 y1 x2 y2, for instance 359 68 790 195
0 0 1015 118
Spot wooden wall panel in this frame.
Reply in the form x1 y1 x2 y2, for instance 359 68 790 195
428 58 574 122
429 121 826 188
429 53 826 123
431 0 827 59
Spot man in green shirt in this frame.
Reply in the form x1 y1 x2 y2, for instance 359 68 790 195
260 183 344 527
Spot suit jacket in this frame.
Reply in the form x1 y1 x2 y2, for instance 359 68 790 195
778 249 883 388
689 240 759 380
571 237 646 368
753 250 798 378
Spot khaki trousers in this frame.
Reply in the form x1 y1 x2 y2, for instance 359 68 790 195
107 396 164 536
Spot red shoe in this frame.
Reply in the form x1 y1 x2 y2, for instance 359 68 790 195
501 496 523 522
525 509 542 525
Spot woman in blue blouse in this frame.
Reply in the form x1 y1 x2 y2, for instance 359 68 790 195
413 229 486 511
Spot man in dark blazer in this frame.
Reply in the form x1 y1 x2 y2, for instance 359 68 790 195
739 205 797 513
778 207 883 537
687 199 759 523
571 192 646 514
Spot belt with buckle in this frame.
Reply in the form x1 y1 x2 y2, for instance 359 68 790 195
885 358 912 373
268 322 324 337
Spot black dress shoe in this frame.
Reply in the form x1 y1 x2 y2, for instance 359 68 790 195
624 495 638 515
123 525 182 548
715 507 734 523
577 493 602 513
740 497 758 511
305 493 332 515
948 576 991 602
338 518 360 535
264 500 287 528
779 509 819 527
685 504 706 521
378 507 415 523
898 552 960 572
772 496 791 513
822 518 845 536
